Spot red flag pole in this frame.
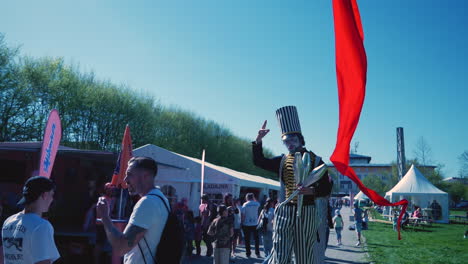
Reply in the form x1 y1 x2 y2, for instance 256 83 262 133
201 149 206 196
331 0 408 239
111 125 133 188
109 125 133 219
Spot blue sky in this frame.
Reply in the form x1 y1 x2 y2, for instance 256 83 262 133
2 0 467 178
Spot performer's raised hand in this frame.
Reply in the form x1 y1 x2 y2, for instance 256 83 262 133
256 120 270 144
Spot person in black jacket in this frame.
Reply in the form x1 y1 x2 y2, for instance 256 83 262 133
252 106 332 264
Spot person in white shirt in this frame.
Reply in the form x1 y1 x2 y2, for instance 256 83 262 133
241 193 260 258
2 176 60 264
96 157 169 264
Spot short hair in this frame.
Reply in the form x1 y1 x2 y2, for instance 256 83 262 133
128 156 158 177
246 193 254 201
223 193 233 204
218 205 227 215
201 194 210 201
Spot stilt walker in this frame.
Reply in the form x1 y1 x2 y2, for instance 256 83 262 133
252 106 332 264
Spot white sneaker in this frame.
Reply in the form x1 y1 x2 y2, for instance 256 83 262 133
355 242 361 246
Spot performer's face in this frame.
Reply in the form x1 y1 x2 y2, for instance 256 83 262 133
282 134 302 153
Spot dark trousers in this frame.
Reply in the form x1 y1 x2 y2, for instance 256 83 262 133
195 239 202 256
242 225 260 256
202 232 214 256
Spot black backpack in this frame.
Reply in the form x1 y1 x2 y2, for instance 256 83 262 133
143 194 184 264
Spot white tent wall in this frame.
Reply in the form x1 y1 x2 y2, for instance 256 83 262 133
134 144 280 213
387 193 449 223
155 180 190 204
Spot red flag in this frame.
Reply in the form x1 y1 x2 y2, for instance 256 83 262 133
39 109 62 178
331 0 408 239
110 125 133 188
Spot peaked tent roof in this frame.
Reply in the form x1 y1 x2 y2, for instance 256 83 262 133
386 164 446 195
355 191 370 200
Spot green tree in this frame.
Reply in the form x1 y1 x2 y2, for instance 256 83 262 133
362 174 387 196
0 33 33 141
443 182 468 204
0 33 278 179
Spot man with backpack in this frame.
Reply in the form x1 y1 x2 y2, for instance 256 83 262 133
97 156 183 264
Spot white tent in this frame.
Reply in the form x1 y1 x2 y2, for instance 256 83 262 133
133 144 280 213
385 164 449 223
354 191 370 201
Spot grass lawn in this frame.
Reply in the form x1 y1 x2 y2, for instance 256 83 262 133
364 221 468 264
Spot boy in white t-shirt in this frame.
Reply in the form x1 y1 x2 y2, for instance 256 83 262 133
2 176 60 264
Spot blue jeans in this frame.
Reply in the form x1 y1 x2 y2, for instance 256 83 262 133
335 227 342 240
262 231 273 258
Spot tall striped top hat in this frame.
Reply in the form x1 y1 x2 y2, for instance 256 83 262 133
275 106 302 136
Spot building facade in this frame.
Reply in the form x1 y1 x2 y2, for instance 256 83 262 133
328 153 436 195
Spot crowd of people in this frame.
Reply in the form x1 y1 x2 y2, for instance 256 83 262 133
1 105 360 264
170 192 277 263
0 159 334 264
1 171 370 264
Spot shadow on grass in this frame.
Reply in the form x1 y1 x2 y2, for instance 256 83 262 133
424 225 444 229
325 257 371 264
366 243 400 248
407 228 433 232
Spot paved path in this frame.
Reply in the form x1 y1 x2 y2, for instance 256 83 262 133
184 207 371 264
325 206 371 264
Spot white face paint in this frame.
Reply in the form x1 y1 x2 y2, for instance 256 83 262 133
282 134 302 153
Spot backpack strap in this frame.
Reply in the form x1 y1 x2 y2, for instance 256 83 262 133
143 237 156 264
137 243 148 264
147 193 171 213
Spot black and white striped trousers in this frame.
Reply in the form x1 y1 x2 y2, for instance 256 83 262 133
267 203 321 264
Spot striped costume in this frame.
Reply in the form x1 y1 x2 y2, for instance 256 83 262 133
252 143 332 264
